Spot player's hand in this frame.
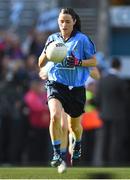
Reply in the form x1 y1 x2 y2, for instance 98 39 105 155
65 53 82 68
39 68 48 80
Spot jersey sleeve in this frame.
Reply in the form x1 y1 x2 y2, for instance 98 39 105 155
43 35 54 54
83 36 96 59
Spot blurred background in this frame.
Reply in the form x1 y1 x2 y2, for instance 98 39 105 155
0 0 130 167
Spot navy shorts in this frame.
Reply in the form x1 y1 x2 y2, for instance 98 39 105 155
46 80 86 118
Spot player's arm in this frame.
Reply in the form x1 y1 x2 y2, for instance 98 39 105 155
82 56 97 67
66 36 97 68
38 37 53 68
81 37 97 67
90 67 100 80
38 51 48 68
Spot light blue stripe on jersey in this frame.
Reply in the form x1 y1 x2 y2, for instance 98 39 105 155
44 31 96 87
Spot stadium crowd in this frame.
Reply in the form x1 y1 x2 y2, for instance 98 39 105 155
0 28 130 167
0 29 52 166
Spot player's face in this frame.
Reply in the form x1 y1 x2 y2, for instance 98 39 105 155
58 13 76 38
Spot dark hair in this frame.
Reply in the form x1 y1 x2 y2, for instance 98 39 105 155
111 57 121 69
60 8 81 31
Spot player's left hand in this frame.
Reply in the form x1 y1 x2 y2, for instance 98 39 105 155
65 53 82 68
39 67 48 80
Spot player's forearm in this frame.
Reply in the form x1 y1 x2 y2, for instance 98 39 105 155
38 52 47 68
82 56 97 67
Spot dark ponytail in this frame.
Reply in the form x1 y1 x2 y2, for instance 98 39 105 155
60 8 81 32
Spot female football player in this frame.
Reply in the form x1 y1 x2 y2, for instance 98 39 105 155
38 8 97 172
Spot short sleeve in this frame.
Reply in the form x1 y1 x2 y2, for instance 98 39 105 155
83 36 96 59
43 35 54 54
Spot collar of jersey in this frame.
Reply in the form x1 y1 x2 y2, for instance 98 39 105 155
58 30 78 42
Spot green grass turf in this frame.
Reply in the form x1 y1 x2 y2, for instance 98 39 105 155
0 167 130 179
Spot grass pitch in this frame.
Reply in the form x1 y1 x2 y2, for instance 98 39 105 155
0 167 130 179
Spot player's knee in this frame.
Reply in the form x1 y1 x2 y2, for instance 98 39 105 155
62 126 68 134
61 122 68 130
50 111 61 124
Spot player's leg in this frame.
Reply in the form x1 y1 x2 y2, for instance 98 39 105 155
48 98 63 167
60 109 68 160
60 110 74 158
68 116 83 164
68 132 74 155
57 109 68 173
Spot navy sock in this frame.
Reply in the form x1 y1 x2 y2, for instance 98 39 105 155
60 148 67 161
52 140 61 155
75 140 81 150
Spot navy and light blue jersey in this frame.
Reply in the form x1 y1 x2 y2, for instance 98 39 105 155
43 31 96 87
